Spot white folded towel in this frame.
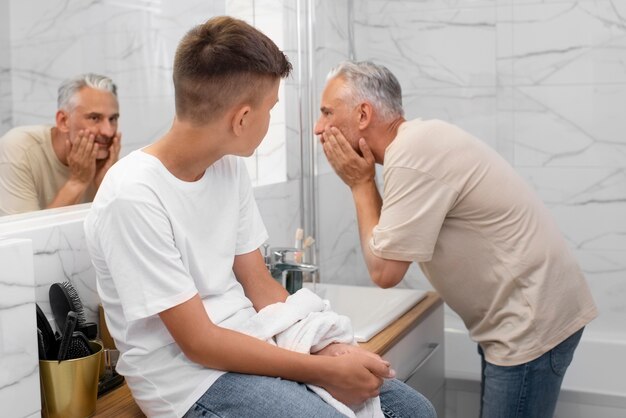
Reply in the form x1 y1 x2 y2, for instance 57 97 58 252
236 288 384 418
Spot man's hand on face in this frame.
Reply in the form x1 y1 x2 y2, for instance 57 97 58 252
94 131 122 189
66 130 98 187
321 126 376 188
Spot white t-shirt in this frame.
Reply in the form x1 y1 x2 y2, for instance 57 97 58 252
84 150 268 417
370 119 597 366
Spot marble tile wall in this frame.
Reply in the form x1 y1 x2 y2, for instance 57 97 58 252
313 0 626 339
0 207 98 327
0 239 40 418
0 0 11 134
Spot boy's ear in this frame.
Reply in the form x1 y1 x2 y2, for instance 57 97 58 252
55 110 70 133
231 105 251 136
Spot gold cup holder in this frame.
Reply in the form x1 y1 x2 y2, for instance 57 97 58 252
39 341 103 418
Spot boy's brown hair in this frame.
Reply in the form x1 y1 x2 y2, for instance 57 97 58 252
173 16 292 125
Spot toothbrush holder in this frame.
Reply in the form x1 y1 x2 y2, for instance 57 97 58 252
39 341 103 418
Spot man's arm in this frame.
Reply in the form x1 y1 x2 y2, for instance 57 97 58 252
321 127 410 288
352 179 410 288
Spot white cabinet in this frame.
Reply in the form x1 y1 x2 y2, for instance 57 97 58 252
381 299 445 416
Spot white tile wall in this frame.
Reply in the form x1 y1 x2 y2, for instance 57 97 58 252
0 239 40 418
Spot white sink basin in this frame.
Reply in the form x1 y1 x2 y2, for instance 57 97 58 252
304 283 427 342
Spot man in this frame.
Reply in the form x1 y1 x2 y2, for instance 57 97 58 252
0 73 121 216
84 18 435 418
315 60 597 418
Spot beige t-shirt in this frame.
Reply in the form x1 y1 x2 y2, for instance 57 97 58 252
370 119 597 366
0 125 70 215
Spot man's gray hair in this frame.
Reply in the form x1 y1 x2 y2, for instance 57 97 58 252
57 73 117 110
327 61 404 121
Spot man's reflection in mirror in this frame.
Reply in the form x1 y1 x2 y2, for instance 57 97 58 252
0 73 122 216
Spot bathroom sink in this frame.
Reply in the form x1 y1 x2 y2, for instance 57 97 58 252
303 283 427 342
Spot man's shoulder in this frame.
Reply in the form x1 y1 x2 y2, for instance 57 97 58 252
398 118 457 139
0 125 52 150
389 118 447 157
395 118 479 153
0 125 52 164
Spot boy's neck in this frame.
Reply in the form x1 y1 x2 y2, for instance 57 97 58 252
144 118 227 182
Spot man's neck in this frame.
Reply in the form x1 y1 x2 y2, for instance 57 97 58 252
367 116 406 164
50 127 69 166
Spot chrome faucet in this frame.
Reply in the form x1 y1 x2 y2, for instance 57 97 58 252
263 245 318 294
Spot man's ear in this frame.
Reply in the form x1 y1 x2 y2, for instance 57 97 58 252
55 110 70 133
358 102 373 130
231 105 251 137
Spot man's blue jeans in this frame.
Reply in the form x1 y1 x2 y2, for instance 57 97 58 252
479 327 584 418
184 375 437 418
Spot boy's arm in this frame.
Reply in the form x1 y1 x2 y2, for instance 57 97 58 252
234 248 391 366
158 293 393 405
233 248 289 310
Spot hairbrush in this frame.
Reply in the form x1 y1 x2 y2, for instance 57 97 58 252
36 303 57 360
57 311 77 362
49 281 98 339
37 329 46 360
66 331 94 360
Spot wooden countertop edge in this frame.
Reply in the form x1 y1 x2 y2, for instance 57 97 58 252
358 291 442 355
94 291 442 417
95 382 143 417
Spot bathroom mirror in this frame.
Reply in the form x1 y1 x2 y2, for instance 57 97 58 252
0 0 300 217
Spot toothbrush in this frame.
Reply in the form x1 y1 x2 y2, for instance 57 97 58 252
294 227 304 249
301 236 316 263
294 228 304 262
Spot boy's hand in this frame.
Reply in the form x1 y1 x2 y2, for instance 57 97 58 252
321 351 394 405
315 343 394 371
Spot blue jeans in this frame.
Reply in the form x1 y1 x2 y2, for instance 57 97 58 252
184 374 437 418
479 327 584 418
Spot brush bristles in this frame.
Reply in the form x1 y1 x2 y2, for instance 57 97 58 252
60 281 87 325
